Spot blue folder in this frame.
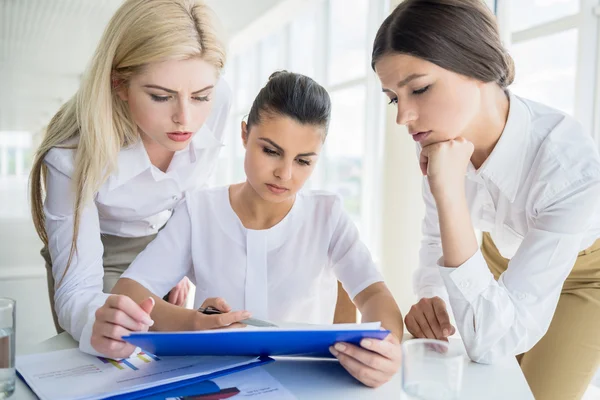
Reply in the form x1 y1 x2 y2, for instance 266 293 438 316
122 329 391 358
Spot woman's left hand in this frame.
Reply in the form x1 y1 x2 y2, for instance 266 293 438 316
167 277 191 306
419 137 474 200
330 333 401 388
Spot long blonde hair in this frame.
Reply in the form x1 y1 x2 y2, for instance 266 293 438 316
30 0 226 282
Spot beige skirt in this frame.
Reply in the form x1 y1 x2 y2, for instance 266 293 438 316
41 233 157 333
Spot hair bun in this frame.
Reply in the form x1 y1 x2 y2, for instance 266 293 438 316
268 70 289 80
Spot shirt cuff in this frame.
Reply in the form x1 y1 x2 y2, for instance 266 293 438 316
77 317 139 360
78 317 105 357
438 250 494 303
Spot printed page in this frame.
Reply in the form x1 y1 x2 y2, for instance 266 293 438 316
17 348 258 400
166 367 297 400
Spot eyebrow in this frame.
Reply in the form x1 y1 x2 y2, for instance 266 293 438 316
382 73 427 93
258 137 318 157
142 84 214 95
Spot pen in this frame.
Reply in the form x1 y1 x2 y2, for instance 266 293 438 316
197 306 278 327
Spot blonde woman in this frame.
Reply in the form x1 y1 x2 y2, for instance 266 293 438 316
29 0 243 357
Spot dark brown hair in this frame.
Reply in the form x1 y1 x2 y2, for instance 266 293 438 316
371 0 514 88
247 70 331 137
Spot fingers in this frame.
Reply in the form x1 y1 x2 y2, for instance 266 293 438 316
359 339 400 368
405 314 425 338
201 297 232 313
222 322 247 330
95 320 133 342
97 307 147 332
167 290 178 305
383 333 400 345
196 310 251 330
329 343 392 388
139 297 155 315
406 297 455 340
106 295 154 326
174 290 186 306
90 333 137 359
432 298 454 337
422 304 444 339
412 310 437 339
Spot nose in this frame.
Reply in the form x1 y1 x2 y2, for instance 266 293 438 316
274 159 293 181
172 99 191 127
396 101 417 126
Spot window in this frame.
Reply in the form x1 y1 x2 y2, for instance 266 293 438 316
0 131 33 177
497 0 600 146
213 0 389 258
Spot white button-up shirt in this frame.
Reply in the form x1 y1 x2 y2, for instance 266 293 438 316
121 187 384 324
415 91 600 364
43 79 232 356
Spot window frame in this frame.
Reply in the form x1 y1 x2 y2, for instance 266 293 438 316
496 0 600 149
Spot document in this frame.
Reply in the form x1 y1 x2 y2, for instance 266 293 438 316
165 368 296 399
17 348 267 400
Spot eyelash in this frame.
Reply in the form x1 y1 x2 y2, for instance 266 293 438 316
262 147 311 166
413 85 430 95
387 85 431 105
150 94 211 103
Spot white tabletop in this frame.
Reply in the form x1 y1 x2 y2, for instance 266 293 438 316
12 333 534 399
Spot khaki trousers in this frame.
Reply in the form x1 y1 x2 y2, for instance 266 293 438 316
482 232 600 400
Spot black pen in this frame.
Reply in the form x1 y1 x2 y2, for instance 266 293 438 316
197 306 278 327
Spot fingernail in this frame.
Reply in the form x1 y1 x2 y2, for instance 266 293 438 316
329 346 339 356
335 343 346 352
443 329 449 336
149 297 155 306
143 317 154 326
243 312 251 318
362 339 372 348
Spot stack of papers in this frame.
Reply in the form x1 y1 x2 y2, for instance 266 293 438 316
123 322 390 358
16 348 270 400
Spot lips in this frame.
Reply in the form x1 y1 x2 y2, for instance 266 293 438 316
409 130 431 142
266 183 289 195
166 131 193 142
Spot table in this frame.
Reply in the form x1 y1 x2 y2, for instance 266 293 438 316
12 333 534 399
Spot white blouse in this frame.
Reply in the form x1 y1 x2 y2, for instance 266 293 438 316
120 186 383 325
415 91 600 363
43 79 232 356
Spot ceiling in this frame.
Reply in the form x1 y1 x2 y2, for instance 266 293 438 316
0 0 283 133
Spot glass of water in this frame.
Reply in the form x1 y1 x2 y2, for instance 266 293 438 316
0 298 15 399
402 338 464 400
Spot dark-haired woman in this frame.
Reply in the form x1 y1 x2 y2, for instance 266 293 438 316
372 0 600 398
94 71 404 388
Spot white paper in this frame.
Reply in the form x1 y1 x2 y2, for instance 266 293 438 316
16 348 259 400
166 367 297 399
144 322 383 335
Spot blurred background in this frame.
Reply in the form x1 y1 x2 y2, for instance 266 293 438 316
1 0 599 394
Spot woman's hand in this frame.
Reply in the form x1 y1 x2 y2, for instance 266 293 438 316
192 297 251 331
419 137 474 200
405 297 456 341
91 295 154 358
167 277 191 306
330 333 401 388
